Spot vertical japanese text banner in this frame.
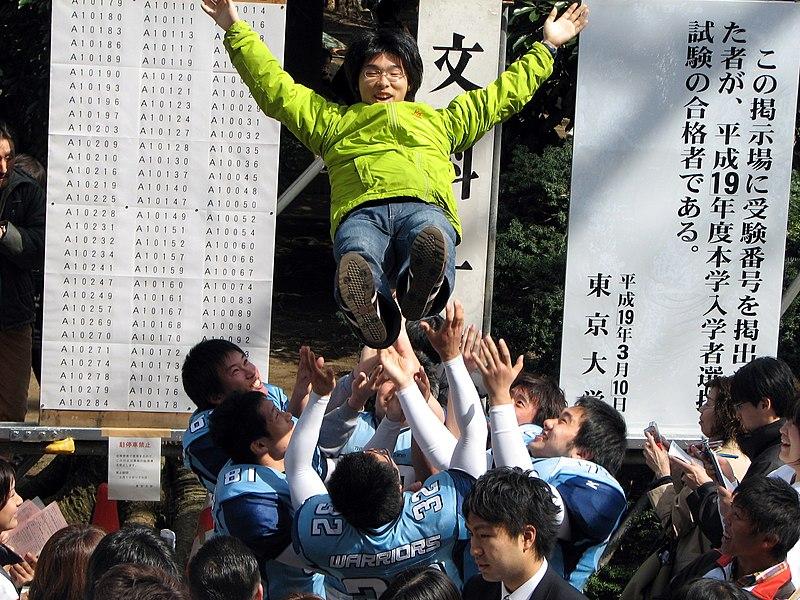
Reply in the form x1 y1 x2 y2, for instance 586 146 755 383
561 0 800 440
43 0 286 412
416 0 502 329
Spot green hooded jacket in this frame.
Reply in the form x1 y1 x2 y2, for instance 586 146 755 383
224 20 554 240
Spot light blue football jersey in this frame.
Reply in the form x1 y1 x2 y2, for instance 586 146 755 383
335 411 415 486
293 469 474 600
214 461 326 600
182 384 290 492
531 457 626 591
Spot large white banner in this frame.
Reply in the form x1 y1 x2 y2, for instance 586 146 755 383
43 0 286 412
416 0 502 330
561 0 800 440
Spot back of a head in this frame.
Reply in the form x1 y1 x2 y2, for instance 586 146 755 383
28 524 105 600
209 390 268 464
462 467 559 560
342 28 424 102
188 535 260 600
706 376 744 444
85 525 179 600
730 356 797 417
677 578 749 600
327 451 403 530
182 339 242 409
733 475 800 562
93 563 188 600
379 566 460 600
511 372 566 425
573 396 627 474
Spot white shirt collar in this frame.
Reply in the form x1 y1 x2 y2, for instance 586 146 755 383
500 559 548 600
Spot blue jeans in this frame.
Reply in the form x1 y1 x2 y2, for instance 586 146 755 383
333 200 457 321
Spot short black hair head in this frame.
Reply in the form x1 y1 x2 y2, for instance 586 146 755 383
730 356 797 417
732 475 800 562
342 29 424 102
511 373 566 426
188 536 260 600
182 339 243 409
92 563 188 600
677 578 750 600
572 396 627 474
209 390 270 465
327 451 403 530
84 525 179 600
462 467 559 560
379 566 460 600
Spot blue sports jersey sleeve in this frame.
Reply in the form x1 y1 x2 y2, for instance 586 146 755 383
265 383 290 412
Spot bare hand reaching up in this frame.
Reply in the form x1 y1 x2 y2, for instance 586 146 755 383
201 0 240 31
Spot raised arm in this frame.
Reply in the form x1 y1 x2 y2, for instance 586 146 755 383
285 350 335 510
420 301 487 478
476 335 530 470
202 0 344 155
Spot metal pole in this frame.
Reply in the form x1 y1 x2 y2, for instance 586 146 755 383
276 156 326 215
481 7 508 335
781 265 800 316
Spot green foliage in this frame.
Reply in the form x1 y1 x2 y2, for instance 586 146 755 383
0 0 51 161
778 169 800 373
491 141 572 377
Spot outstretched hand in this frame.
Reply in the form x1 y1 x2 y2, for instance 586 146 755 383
304 348 336 397
350 365 384 411
201 0 240 31
377 346 416 389
543 2 589 48
420 300 464 362
475 335 523 405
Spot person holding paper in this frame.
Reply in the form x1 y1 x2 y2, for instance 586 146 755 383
622 377 750 600
0 457 24 600
201 0 588 350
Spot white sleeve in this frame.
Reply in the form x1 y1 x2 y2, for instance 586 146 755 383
396 384 457 471
489 404 534 470
488 405 568 530
444 355 488 478
285 391 329 510
364 416 404 452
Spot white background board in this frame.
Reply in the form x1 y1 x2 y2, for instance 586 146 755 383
42 0 286 412
416 0 502 330
561 0 800 440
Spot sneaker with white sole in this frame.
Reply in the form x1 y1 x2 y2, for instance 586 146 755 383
337 252 392 349
399 226 447 321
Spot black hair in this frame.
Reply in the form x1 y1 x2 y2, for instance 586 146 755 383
209 391 270 465
327 451 403 530
0 121 15 153
84 525 179 600
462 467 559 560
732 475 800 562
730 356 797 418
182 339 243 409
342 29 424 102
511 373 566 426
676 578 749 600
188 536 260 600
704 376 744 444
0 458 15 508
13 154 46 189
572 396 627 475
93 563 188 600
379 566 460 600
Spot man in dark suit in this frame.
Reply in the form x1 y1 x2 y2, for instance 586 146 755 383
462 467 587 600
